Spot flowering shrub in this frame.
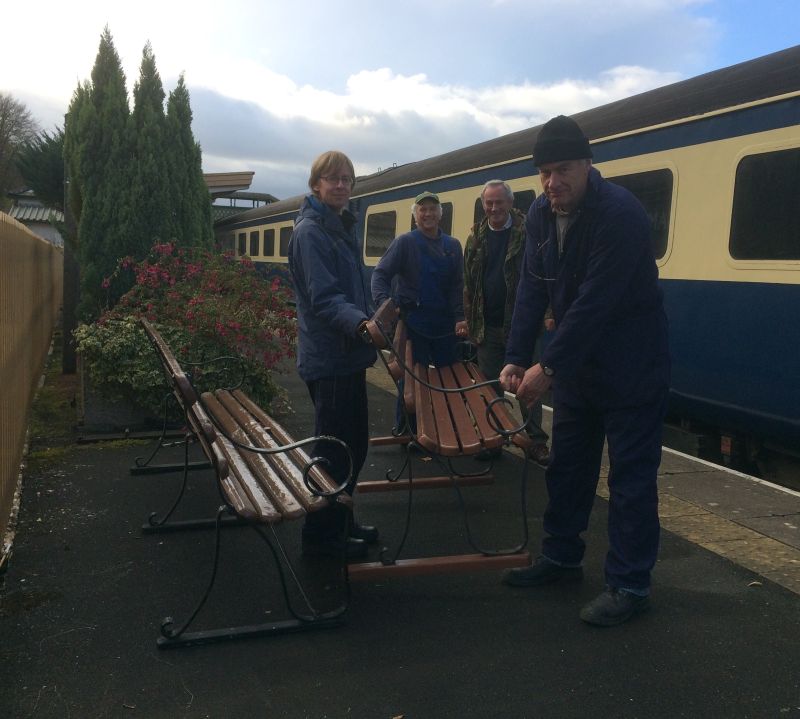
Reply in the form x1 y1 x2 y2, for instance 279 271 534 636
75 243 297 415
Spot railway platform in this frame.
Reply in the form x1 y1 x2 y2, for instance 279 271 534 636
1 364 799 718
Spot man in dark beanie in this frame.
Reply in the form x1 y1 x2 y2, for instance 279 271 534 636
499 115 670 626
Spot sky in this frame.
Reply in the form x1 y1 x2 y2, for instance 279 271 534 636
2 0 798 200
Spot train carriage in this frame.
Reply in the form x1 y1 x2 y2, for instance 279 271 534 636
215 45 800 468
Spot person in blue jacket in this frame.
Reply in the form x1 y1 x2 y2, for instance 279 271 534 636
288 150 377 561
500 116 671 626
371 192 467 432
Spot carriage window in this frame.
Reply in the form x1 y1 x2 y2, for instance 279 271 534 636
263 229 275 257
730 148 800 260
279 227 293 257
440 202 453 235
411 202 453 235
237 232 247 256
249 231 259 257
609 169 673 259
219 232 235 252
472 189 535 226
365 211 397 258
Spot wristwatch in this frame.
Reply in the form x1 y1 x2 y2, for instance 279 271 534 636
540 364 555 377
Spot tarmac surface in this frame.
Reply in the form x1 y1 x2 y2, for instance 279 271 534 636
2 364 800 718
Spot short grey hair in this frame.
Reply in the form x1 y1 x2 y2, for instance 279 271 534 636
480 179 514 202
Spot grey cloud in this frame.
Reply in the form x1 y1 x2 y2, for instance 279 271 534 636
191 87 493 199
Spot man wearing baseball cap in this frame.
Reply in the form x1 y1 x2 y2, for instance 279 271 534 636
500 115 670 626
372 191 467 434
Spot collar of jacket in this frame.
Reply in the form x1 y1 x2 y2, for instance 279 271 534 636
475 206 525 237
303 194 357 232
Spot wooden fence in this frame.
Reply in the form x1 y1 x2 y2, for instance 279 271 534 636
0 212 63 562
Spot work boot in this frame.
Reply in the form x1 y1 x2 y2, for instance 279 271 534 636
580 587 650 626
502 555 583 587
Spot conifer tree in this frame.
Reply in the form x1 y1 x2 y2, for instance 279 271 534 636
63 81 91 230
73 27 133 319
63 28 213 320
127 42 172 256
166 74 213 247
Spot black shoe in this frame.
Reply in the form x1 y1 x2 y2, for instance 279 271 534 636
580 587 650 626
475 447 502 462
502 556 583 587
527 442 550 467
302 536 368 561
350 523 379 544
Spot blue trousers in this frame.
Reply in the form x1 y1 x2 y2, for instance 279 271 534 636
302 370 369 541
542 388 668 592
395 322 457 432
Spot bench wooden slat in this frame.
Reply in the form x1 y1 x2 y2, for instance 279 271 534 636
192 399 275 522
214 390 331 514
188 400 270 521
403 337 416 414
202 392 305 521
387 320 407 381
230 390 351 506
419 364 461 455
448 362 505 450
462 363 532 451
436 364 484 453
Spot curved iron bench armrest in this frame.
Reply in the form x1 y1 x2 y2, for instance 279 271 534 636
182 354 247 392
485 394 529 439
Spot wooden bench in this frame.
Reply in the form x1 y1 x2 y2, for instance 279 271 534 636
353 300 533 578
362 299 532 460
141 319 352 648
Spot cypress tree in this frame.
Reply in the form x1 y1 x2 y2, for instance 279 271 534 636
127 42 172 256
63 81 91 231
166 74 212 248
75 27 133 319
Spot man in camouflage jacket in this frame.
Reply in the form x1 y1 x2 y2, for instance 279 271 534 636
463 180 550 464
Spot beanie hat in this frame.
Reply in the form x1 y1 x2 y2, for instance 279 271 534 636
532 115 592 166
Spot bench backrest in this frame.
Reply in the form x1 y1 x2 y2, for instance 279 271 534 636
362 298 399 349
141 318 230 480
141 318 349 523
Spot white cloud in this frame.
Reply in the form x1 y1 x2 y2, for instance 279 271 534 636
0 0 722 199
189 62 680 199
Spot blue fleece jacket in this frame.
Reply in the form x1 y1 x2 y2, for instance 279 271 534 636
371 229 465 321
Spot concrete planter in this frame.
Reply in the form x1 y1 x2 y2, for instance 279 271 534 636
77 356 158 434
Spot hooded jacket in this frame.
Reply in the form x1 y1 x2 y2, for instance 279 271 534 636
288 195 376 382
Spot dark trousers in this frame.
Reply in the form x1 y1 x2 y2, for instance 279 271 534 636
394 323 458 432
302 370 369 541
541 389 668 592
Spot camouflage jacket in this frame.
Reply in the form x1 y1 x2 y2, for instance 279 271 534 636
463 208 527 345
